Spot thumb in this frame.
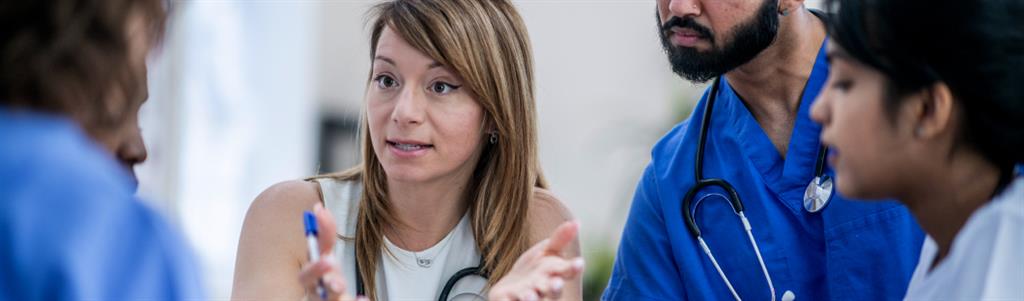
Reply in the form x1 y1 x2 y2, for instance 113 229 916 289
543 221 578 255
313 203 338 255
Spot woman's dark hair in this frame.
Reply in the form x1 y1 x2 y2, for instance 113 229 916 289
825 0 1024 172
0 0 167 131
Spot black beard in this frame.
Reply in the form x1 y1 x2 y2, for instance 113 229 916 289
658 1 780 83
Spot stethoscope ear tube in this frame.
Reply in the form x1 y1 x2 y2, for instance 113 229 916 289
693 77 722 182
682 184 703 238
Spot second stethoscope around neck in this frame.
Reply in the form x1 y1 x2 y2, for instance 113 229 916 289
681 76 834 301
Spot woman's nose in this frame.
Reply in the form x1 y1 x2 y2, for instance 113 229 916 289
391 87 426 126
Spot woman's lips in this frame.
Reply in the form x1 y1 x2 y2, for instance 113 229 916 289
386 140 433 158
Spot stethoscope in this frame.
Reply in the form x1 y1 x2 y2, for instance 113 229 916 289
353 246 489 301
681 76 834 301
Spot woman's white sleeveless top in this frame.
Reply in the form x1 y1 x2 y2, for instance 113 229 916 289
314 178 488 300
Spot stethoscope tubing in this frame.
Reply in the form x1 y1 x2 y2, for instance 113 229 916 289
681 76 785 301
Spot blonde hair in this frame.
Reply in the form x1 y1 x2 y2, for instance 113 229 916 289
317 0 545 299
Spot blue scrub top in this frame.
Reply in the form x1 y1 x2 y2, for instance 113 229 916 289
0 108 204 300
603 41 924 300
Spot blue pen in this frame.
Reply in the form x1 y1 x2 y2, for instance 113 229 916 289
304 211 327 300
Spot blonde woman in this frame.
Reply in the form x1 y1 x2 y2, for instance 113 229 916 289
231 1 583 300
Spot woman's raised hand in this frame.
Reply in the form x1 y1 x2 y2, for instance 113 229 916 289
489 221 585 301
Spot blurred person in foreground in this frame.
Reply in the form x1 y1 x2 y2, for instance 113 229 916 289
812 0 1024 299
0 0 203 299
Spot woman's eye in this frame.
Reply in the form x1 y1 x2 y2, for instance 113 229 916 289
375 75 398 89
831 79 854 91
430 82 460 95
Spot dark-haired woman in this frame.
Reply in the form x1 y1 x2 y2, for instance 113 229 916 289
811 0 1024 299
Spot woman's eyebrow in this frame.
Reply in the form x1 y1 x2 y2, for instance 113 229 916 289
374 56 444 70
373 55 396 66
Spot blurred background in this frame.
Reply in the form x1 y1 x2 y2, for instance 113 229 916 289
138 0 822 299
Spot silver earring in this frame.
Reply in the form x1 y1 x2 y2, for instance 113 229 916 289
489 132 498 144
781 8 790 16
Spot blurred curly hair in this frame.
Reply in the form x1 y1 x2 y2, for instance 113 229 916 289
0 0 167 131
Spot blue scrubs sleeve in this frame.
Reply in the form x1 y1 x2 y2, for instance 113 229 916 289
603 164 686 300
0 166 205 301
0 110 205 300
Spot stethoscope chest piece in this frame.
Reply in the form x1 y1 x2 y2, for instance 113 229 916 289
803 175 834 213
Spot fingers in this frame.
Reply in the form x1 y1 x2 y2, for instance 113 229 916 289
322 272 347 301
535 255 585 280
518 290 540 301
298 259 331 288
515 220 579 270
505 275 564 301
569 257 585 278
542 221 578 256
529 257 584 300
491 257 585 301
488 222 583 301
547 277 565 300
304 206 358 301
313 203 338 255
299 258 349 301
531 276 564 300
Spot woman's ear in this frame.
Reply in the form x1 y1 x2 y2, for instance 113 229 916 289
479 115 499 144
911 83 956 140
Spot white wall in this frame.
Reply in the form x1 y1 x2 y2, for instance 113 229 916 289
139 1 318 297
518 0 694 253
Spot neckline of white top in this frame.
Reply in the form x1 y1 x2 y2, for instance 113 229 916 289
920 176 1023 279
382 214 470 263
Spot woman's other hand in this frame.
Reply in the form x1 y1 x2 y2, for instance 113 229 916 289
489 221 585 301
